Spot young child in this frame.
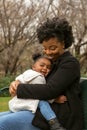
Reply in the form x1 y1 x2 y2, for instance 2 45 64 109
9 53 66 130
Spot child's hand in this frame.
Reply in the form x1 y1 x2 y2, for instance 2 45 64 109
55 95 67 103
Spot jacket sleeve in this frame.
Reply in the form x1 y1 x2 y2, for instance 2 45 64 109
15 70 30 83
17 58 80 100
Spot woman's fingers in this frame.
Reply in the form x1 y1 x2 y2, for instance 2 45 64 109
55 95 67 103
9 81 19 96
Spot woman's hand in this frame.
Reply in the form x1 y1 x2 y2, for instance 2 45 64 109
55 95 67 103
9 80 21 97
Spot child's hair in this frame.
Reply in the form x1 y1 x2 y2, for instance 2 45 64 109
32 53 52 63
32 53 42 62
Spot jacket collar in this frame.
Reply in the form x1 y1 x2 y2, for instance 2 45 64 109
52 51 71 66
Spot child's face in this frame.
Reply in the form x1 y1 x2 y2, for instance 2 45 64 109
32 58 51 77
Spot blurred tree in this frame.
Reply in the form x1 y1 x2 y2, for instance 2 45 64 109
0 0 87 76
0 0 40 75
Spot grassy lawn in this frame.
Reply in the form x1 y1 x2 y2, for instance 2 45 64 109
0 97 11 112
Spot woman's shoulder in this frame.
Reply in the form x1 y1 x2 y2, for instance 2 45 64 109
62 51 79 63
58 51 80 68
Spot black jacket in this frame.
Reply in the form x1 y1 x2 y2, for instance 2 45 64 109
17 51 83 130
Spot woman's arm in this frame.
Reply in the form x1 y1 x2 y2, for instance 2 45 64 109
9 75 46 97
16 58 80 100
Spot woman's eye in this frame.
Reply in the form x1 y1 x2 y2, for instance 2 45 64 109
50 47 55 50
42 46 57 51
49 46 56 50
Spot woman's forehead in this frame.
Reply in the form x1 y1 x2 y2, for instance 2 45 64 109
42 38 59 46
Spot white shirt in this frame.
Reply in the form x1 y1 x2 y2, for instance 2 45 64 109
9 69 46 113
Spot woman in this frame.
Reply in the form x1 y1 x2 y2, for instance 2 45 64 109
9 53 65 130
0 17 83 130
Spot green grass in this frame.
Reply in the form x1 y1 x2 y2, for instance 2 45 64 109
0 97 11 112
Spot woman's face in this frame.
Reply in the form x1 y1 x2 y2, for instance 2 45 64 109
42 37 65 61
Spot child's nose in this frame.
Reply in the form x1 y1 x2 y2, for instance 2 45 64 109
43 66 47 70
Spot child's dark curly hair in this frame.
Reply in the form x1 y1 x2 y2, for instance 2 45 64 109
32 53 52 63
32 53 42 62
37 17 74 49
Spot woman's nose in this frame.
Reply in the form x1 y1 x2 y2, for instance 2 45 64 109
44 49 51 55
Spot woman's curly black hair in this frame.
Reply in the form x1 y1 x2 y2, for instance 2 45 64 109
37 17 74 49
